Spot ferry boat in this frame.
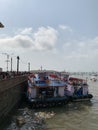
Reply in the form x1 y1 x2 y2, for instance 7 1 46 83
27 72 69 107
65 77 93 102
27 72 93 107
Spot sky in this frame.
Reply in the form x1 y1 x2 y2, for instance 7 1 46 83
0 0 98 72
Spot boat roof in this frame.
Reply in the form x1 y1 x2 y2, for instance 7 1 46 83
69 77 84 82
33 85 65 88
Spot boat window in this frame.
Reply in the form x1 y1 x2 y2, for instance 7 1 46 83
35 80 46 84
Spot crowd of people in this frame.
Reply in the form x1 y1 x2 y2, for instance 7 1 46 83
0 71 31 80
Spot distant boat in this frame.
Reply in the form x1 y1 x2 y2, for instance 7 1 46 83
90 75 97 82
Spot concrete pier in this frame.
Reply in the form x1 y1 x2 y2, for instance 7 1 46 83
0 76 28 120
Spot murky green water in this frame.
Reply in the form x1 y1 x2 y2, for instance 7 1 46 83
2 77 98 130
45 80 98 130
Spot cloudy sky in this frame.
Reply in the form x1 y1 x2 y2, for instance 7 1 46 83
0 0 98 72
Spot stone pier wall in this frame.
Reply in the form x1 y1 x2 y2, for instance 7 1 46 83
0 76 28 119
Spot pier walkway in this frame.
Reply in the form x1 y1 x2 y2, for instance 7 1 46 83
0 75 28 120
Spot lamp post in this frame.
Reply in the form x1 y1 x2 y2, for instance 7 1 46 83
6 54 10 72
0 22 4 72
17 56 20 74
28 62 30 72
11 57 12 72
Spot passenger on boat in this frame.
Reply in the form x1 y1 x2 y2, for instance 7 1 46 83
64 82 74 96
74 81 89 96
74 85 83 96
82 82 89 95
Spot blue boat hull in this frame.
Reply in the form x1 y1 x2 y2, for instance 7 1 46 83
68 94 93 102
28 96 69 108
27 94 93 108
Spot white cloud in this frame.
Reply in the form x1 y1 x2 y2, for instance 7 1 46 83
78 41 85 47
20 28 33 35
63 36 98 62
0 26 58 52
94 36 98 43
33 26 58 51
63 42 71 47
0 35 33 49
59 25 73 32
64 54 88 59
